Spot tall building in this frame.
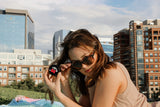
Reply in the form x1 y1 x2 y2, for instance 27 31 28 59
113 19 160 99
0 49 52 86
113 29 130 70
53 29 71 59
0 9 34 52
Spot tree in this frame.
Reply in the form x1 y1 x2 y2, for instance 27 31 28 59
24 77 35 90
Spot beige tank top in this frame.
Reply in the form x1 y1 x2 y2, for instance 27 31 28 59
113 62 158 107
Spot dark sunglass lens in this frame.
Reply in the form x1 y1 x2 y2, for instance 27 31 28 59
72 61 82 70
82 56 93 65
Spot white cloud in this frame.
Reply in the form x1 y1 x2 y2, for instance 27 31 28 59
0 0 160 53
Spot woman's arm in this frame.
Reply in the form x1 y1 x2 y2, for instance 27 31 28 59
61 79 77 102
92 68 123 107
59 63 77 101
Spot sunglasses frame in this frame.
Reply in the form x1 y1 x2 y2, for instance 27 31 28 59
71 50 95 70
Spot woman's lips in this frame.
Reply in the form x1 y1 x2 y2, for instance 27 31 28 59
85 68 91 73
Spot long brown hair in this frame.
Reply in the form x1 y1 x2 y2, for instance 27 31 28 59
46 29 116 102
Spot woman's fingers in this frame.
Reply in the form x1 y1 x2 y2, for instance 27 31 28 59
60 63 71 72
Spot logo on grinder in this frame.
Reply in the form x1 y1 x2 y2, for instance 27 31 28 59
49 65 59 76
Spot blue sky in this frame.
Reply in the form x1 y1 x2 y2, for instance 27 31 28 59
0 0 160 53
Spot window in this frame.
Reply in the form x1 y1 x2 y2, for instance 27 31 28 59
138 59 144 63
137 52 143 58
17 73 21 78
137 47 143 51
145 53 148 57
3 73 7 78
155 53 158 57
137 41 143 46
39 73 42 78
154 37 157 40
146 65 149 68
145 43 149 46
144 27 148 31
22 74 28 79
17 67 21 71
17 55 25 60
35 73 38 78
3 79 6 85
145 32 148 35
150 82 153 86
8 74 16 79
30 67 34 72
154 48 158 51
154 42 157 45
159 36 160 40
155 59 158 63
146 71 149 73
35 67 38 72
155 65 158 68
39 67 42 72
155 76 158 80
150 59 153 63
150 76 153 80
22 68 29 73
155 82 158 86
150 71 154 73
145 59 149 63
150 65 154 68
30 73 34 78
136 26 141 29
154 31 158 35
0 66 2 71
4 66 7 71
137 35 143 41
150 53 153 57
158 42 160 45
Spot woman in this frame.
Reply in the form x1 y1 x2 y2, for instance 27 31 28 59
44 29 159 107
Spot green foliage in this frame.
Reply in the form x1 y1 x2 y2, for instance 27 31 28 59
4 77 45 92
0 87 58 105
0 97 12 104
34 82 48 92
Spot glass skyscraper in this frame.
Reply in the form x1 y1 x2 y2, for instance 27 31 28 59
53 29 71 59
0 9 34 52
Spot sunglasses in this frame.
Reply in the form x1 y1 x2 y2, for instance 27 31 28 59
71 50 95 70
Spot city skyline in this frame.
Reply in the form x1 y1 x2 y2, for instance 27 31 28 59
0 0 159 53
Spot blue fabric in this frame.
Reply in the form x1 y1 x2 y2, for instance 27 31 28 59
0 99 64 107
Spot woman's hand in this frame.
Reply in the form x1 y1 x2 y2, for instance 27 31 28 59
43 63 71 95
59 63 71 87
44 69 62 96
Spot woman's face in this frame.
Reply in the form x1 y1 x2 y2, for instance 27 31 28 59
69 46 98 77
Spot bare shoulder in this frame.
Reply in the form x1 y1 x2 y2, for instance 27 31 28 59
93 63 124 107
98 62 123 82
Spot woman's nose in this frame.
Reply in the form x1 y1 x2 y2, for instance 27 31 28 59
82 64 88 69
